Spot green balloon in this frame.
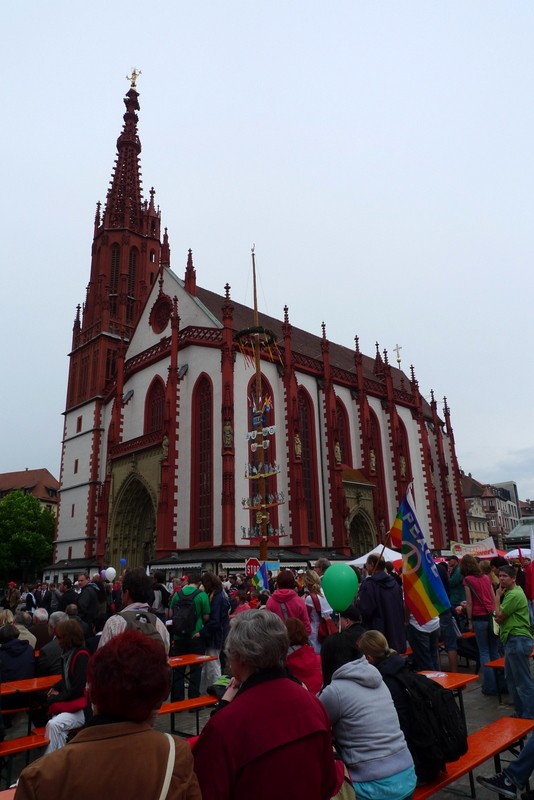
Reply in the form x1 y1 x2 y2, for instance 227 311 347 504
322 563 359 611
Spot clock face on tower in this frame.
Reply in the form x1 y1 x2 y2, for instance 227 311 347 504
149 294 172 334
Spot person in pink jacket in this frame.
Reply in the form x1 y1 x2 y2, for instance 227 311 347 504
266 570 312 634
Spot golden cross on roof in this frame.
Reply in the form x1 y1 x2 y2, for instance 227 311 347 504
126 68 142 89
393 343 402 367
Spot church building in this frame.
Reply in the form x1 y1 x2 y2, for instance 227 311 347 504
55 78 469 576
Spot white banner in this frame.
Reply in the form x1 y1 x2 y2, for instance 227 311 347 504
449 537 499 559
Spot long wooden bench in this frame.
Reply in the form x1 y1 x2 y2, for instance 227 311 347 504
158 695 218 736
0 734 49 788
413 716 534 799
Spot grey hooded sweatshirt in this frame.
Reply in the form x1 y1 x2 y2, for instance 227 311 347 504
318 656 413 783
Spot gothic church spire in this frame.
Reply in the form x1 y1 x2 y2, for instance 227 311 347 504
103 82 143 231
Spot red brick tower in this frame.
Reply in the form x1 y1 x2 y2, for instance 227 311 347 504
58 74 169 561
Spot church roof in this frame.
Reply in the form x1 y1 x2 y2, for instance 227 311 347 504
194 284 414 397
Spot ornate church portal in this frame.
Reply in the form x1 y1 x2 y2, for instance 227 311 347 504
343 470 378 556
107 475 156 568
348 508 376 556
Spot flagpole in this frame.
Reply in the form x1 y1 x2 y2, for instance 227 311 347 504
369 532 394 576
369 484 412 576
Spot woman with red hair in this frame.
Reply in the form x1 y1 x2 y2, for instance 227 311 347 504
15 630 201 799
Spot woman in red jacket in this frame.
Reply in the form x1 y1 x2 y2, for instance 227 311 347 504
285 618 323 694
193 610 337 800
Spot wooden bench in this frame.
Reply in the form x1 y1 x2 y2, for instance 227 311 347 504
158 695 218 736
485 647 534 703
484 656 506 703
0 734 49 788
412 716 534 799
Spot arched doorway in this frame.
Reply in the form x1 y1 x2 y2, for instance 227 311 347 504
108 476 156 568
348 507 376 558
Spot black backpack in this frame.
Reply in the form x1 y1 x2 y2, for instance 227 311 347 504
392 670 468 763
171 588 201 636
119 609 165 648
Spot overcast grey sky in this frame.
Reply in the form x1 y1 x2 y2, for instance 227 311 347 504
1 2 533 501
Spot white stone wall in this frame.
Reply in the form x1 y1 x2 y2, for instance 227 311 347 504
57 401 98 559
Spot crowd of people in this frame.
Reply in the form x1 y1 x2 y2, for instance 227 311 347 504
1 552 534 798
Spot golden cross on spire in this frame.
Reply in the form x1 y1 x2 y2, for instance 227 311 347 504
126 68 142 89
393 343 402 367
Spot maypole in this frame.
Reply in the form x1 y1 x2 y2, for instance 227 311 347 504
234 247 285 562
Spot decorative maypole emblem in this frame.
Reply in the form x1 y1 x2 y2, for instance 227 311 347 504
234 247 285 561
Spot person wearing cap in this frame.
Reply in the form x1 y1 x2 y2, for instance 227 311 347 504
339 605 366 650
5 583 20 613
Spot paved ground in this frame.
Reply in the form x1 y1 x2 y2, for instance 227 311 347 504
3 652 533 797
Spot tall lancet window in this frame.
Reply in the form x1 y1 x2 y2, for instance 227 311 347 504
191 375 213 546
336 397 352 466
126 247 138 323
298 387 320 543
145 377 165 434
110 244 120 317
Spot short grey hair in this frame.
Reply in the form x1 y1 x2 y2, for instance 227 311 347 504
225 610 289 671
33 608 49 623
314 557 331 574
48 611 68 632
14 611 32 627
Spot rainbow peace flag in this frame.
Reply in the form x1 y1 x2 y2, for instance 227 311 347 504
389 508 403 550
252 562 269 592
390 490 450 624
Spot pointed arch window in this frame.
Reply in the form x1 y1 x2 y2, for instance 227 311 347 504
336 398 352 467
79 355 89 398
110 244 120 317
397 417 412 484
145 377 165 434
190 375 213 546
298 388 320 543
127 247 138 323
128 248 138 295
105 348 116 383
369 409 389 532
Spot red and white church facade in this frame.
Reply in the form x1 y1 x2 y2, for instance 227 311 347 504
54 81 469 575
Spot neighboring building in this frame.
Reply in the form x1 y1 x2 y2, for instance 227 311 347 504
505 516 534 549
464 497 490 544
460 472 518 550
520 500 534 519
493 481 521 530
0 469 59 515
54 80 468 576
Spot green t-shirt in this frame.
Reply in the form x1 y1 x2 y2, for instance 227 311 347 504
169 584 210 639
499 585 532 644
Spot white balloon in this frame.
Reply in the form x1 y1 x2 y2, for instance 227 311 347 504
105 567 116 581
